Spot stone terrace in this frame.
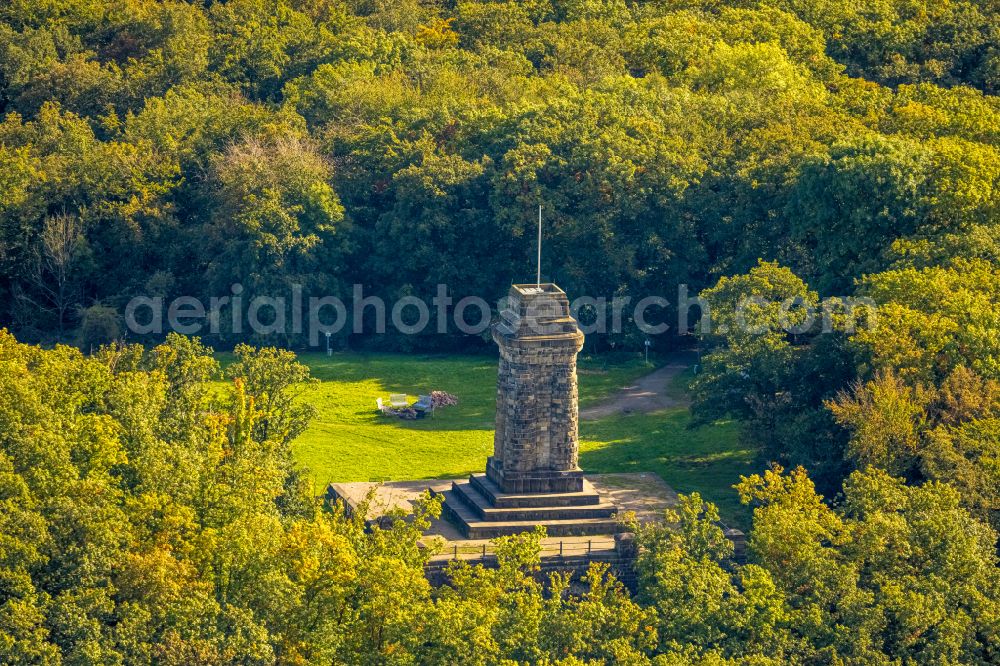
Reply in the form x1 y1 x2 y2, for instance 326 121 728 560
327 472 678 561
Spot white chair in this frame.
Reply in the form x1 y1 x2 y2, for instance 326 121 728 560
414 394 434 418
389 393 409 408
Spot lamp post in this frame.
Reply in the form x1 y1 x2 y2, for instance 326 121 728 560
644 338 651 365
325 331 332 357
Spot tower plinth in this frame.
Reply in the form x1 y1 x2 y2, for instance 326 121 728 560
486 284 585 493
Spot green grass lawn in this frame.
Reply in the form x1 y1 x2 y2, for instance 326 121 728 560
579 413 749 525
290 351 653 482
579 366 753 524
280 351 755 525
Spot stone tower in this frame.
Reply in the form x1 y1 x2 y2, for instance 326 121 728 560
440 283 617 538
486 284 585 493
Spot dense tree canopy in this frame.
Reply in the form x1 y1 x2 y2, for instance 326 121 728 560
0 0 996 349
1 1 999 662
634 468 1000 664
1 333 998 664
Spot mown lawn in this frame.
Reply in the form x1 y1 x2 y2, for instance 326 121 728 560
278 352 755 524
289 352 653 482
579 413 749 525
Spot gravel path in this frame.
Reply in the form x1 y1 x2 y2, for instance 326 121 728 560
579 358 692 420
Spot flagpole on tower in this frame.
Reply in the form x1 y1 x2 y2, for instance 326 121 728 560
537 203 542 287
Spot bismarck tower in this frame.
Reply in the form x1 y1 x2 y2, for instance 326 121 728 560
487 284 585 493
442 284 618 538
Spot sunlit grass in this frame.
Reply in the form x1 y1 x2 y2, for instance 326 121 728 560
579 412 752 526
244 351 754 524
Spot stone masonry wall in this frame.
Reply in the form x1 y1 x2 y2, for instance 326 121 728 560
487 284 585 493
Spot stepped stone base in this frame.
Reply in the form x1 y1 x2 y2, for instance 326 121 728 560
327 472 680 556
439 473 618 539
469 473 600 508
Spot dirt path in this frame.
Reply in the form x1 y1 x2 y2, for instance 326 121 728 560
579 357 692 420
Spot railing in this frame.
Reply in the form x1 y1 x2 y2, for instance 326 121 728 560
423 537 636 588
422 528 746 590
430 537 620 563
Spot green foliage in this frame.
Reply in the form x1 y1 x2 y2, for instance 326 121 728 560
692 261 857 493
1 0 999 659
430 526 658 664
204 135 345 297
0 331 996 663
855 258 1000 380
830 366 1000 530
0 332 682 664
636 467 1000 664
78 302 121 349
693 254 1000 508
0 0 996 350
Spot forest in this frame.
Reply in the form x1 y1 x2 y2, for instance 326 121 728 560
1 0 997 349
1 0 999 663
1 333 998 664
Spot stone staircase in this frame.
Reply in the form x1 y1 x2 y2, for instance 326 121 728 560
440 473 619 538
